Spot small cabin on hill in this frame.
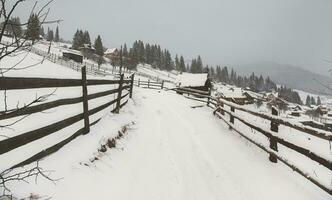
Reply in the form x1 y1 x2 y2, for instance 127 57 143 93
218 88 254 105
62 50 83 63
104 48 119 60
79 44 96 58
176 73 212 92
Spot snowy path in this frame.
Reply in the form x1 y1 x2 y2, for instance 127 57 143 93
10 87 330 199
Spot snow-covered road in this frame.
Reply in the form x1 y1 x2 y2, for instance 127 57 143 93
10 87 330 199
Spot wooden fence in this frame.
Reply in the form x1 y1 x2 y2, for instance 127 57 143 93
175 88 332 195
135 79 164 90
0 67 135 169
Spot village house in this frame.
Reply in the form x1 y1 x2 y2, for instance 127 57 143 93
176 73 212 92
79 44 96 59
104 48 119 60
62 49 83 63
218 87 254 105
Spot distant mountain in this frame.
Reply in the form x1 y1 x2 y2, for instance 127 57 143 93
233 61 332 95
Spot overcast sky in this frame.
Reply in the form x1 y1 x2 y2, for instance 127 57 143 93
15 0 332 74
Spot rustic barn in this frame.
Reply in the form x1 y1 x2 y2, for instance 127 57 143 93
176 73 212 92
104 48 119 60
219 88 254 105
79 44 96 59
62 50 83 63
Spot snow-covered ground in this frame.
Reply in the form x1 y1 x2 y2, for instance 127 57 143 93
1 39 331 199
4 88 331 199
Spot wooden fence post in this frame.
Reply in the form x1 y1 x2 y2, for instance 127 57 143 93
269 106 279 163
138 78 140 87
220 101 225 115
81 66 90 134
161 81 164 89
230 106 235 124
207 90 211 106
148 79 150 88
115 74 124 114
130 74 134 98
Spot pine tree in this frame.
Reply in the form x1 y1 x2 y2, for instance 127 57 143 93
310 96 316 105
179 56 186 72
26 14 40 42
40 26 45 38
317 96 321 105
175 55 180 71
94 35 104 56
55 26 60 42
83 31 91 45
47 28 54 41
305 95 311 107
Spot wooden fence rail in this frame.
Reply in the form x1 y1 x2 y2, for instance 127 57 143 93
174 88 332 195
135 79 164 90
0 68 135 168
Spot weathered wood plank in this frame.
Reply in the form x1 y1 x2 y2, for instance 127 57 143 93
0 88 119 120
0 77 125 90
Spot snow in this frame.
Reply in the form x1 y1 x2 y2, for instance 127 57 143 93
104 48 117 55
4 88 331 199
1 40 331 199
176 73 207 87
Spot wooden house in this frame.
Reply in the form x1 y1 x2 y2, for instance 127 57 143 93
62 50 83 63
104 48 119 60
176 73 212 92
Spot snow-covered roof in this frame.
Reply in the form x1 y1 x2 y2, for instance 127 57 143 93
62 49 83 56
79 44 96 50
176 73 208 87
220 87 246 98
104 48 118 55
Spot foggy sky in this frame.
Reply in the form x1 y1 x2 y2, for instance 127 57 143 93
15 0 332 75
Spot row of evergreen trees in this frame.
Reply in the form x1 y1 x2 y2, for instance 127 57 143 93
123 40 205 73
72 29 104 56
209 66 277 92
39 26 60 42
277 86 302 105
0 17 22 37
0 14 61 43
305 95 321 107
72 29 91 49
125 40 176 71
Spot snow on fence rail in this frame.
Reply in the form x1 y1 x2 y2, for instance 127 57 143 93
30 47 110 77
174 88 332 195
0 68 135 169
135 79 164 90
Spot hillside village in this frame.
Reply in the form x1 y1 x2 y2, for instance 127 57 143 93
1 1 332 199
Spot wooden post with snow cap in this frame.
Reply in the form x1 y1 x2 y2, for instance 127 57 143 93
138 78 140 87
115 74 124 114
230 106 235 124
269 106 279 163
207 90 211 106
220 100 225 115
148 79 150 88
130 74 134 98
161 80 164 89
81 66 90 134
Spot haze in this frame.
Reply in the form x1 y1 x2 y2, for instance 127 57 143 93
15 0 332 75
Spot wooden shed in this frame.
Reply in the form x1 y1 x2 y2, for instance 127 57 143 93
62 50 83 63
176 73 212 92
